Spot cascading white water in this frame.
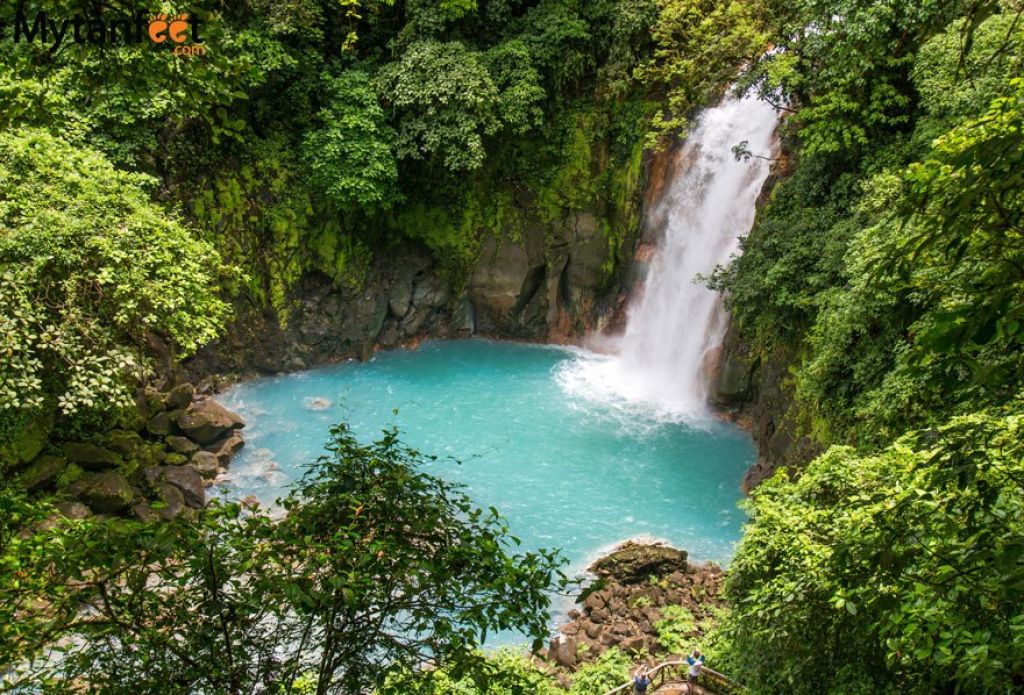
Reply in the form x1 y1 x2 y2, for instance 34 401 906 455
557 93 779 423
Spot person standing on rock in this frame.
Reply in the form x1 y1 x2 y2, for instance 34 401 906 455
685 650 705 692
633 668 653 694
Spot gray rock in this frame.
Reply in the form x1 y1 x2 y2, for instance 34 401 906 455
143 387 165 417
68 471 137 514
412 277 449 309
145 465 205 508
147 411 175 437
131 502 160 523
549 635 577 668
206 434 244 465
164 383 194 410
166 436 199 455
62 442 122 471
590 542 688 584
133 481 188 522
191 451 221 479
106 430 144 456
621 635 645 653
56 501 91 519
456 297 476 334
388 282 412 318
20 455 66 491
154 482 187 519
177 400 245 445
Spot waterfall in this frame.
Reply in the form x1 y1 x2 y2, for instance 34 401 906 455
556 93 779 423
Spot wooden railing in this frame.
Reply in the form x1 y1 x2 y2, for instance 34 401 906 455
600 659 738 694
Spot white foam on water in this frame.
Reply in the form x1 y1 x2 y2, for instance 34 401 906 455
556 93 779 423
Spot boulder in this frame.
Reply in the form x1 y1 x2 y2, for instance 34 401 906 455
191 451 221 479
132 481 188 522
106 430 144 456
590 543 688 584
177 400 245 445
549 635 577 668
621 635 646 653
147 411 175 437
3 412 51 465
62 442 123 471
145 465 205 508
388 282 412 318
412 277 449 309
20 455 66 491
166 436 199 455
164 383 194 411
143 387 166 417
164 453 189 466
56 501 91 519
69 471 137 514
155 482 187 519
206 434 244 465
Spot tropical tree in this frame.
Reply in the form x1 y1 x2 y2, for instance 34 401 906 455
0 129 232 419
1 424 564 694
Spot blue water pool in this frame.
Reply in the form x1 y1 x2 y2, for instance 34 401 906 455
217 340 754 577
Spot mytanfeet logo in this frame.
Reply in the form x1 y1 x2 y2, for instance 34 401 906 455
0 6 206 57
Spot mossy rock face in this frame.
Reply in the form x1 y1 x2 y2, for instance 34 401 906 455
166 435 199 455
135 442 168 467
20 455 67 491
147 411 176 437
62 442 123 471
144 388 166 417
68 471 138 514
105 429 145 456
164 452 189 466
163 383 194 411
1 411 52 467
589 543 688 584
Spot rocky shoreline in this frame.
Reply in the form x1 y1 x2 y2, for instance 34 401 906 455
18 383 247 521
543 542 725 671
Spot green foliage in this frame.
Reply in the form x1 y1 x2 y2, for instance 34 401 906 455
0 129 231 417
716 3 1024 445
516 0 593 92
1 424 564 693
720 410 1024 693
303 69 400 210
483 40 546 135
792 74 1024 444
711 9 1024 690
744 0 968 158
376 40 502 171
379 649 560 694
0 2 290 160
654 604 698 654
638 0 769 144
567 647 632 694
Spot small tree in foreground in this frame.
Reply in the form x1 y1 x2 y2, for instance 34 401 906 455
2 424 564 694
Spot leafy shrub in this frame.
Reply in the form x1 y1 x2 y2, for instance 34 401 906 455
654 605 697 654
0 129 232 417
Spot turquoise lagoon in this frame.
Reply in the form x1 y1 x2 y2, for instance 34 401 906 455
217 339 754 575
